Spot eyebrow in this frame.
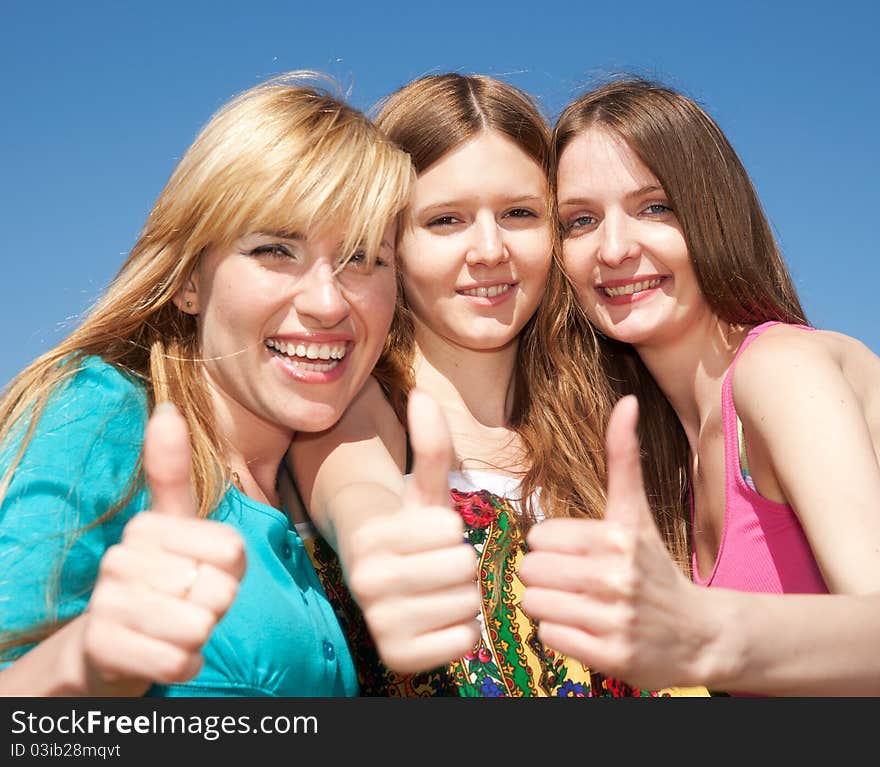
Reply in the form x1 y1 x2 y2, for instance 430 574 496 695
416 194 546 214
255 230 304 241
558 185 665 208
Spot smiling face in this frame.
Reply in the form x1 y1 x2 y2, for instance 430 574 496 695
180 223 397 438
557 127 711 350
399 129 552 354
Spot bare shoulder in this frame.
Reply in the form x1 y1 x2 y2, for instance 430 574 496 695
732 325 834 395
732 325 880 408
731 325 880 457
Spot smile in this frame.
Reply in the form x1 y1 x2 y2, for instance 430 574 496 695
457 283 514 298
265 338 347 372
600 278 663 297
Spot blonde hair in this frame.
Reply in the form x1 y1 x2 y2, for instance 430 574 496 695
0 72 413 650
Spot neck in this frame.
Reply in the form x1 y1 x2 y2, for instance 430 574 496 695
412 321 519 428
634 315 745 450
203 369 292 508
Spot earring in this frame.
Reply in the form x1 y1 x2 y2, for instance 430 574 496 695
185 300 193 308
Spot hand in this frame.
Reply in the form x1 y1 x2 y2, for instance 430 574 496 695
77 402 246 695
344 389 481 673
520 395 704 690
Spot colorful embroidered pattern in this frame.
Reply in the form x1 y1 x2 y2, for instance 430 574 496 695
305 485 709 698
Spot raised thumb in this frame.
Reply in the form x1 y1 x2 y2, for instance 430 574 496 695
144 401 198 518
605 395 650 526
403 388 454 509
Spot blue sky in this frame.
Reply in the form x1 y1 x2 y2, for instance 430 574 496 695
1 0 877 388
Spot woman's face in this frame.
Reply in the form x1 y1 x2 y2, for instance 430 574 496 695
398 129 551 354
557 127 709 350
182 223 397 437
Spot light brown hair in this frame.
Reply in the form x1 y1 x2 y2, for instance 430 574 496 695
372 73 551 424
373 73 613 534
550 76 808 568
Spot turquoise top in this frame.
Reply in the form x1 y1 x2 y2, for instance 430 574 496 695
0 356 358 697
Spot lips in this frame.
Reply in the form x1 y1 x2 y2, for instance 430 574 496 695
456 282 518 307
264 336 351 382
457 283 514 299
596 275 666 305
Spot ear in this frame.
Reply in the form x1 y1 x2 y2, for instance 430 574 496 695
172 274 200 315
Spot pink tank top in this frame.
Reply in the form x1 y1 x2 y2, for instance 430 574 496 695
690 321 829 594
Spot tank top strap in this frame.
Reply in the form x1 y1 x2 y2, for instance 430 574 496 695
720 322 782 484
722 320 815 419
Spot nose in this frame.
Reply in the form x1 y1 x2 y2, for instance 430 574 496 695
292 261 350 328
465 213 508 268
598 212 640 268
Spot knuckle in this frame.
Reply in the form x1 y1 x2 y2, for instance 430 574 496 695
188 610 216 648
348 561 391 604
347 524 382 559
157 649 198 683
605 522 635 556
361 603 397 642
88 580 119 615
377 641 417 674
214 573 240 611
98 545 127 578
214 531 247 575
121 512 154 542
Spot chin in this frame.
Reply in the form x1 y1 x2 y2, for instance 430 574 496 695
288 402 345 434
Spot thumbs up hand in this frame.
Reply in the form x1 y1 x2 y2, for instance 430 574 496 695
519 396 702 691
77 402 246 696
344 389 481 674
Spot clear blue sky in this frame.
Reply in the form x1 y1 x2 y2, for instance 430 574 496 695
2 0 877 389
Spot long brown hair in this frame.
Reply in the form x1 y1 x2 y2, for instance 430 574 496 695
371 73 613 535
0 71 413 652
372 73 551 425
550 76 808 569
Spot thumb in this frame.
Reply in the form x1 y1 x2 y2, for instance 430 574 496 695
605 395 650 527
144 401 198 517
403 388 454 509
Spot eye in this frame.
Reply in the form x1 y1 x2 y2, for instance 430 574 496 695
426 215 461 228
342 250 389 273
504 207 537 219
249 243 295 260
643 202 673 216
568 214 597 230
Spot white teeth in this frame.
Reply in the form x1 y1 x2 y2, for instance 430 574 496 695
460 284 512 298
602 278 662 297
265 339 347 361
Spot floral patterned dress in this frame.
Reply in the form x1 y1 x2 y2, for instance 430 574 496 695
301 469 710 698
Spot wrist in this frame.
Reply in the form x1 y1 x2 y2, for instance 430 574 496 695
687 586 749 692
50 616 93 696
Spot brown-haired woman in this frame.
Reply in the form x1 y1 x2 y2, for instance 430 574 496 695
0 72 413 696
287 73 708 697
520 77 880 696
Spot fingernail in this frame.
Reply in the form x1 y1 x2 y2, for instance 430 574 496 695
154 401 179 416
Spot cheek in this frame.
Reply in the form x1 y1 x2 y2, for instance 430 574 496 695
400 232 462 281
354 275 397 335
515 231 553 278
562 240 596 289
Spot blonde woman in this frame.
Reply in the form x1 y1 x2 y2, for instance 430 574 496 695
287 73 707 697
0 72 412 697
